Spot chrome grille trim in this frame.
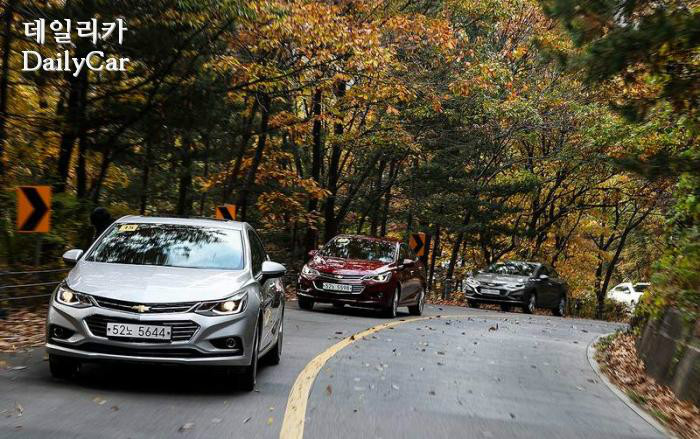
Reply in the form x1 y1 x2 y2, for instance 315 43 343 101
92 296 198 314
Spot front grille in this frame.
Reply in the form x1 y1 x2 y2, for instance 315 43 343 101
93 296 198 314
85 315 199 342
73 343 237 358
317 272 365 280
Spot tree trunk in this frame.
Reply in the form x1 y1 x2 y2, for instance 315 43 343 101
76 135 88 198
428 223 441 290
323 81 345 242
139 142 151 215
370 160 386 236
0 0 17 180
305 89 323 252
236 93 271 221
56 47 89 192
446 212 471 279
199 135 210 215
380 161 396 236
176 138 193 216
222 97 258 203
90 151 111 204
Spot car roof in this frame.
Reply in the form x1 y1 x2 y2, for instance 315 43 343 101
115 215 247 231
331 234 400 244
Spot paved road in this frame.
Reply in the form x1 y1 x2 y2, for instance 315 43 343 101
0 303 663 438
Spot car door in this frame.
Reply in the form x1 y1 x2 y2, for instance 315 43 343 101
535 265 556 307
248 229 274 351
548 268 566 302
396 244 412 303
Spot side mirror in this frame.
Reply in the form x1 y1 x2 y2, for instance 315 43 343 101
538 274 549 280
402 258 415 267
62 249 84 265
262 260 286 279
308 250 317 258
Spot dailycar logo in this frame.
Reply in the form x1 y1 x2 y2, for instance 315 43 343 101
21 18 129 77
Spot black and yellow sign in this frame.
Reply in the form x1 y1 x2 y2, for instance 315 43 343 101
409 232 428 257
215 204 237 221
17 186 51 233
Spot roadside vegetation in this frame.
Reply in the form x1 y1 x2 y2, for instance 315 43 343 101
0 0 697 322
595 332 700 439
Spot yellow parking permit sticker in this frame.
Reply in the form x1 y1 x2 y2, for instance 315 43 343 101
118 224 138 232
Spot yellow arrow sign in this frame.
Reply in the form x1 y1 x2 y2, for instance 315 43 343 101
215 204 237 221
17 186 51 233
409 232 427 257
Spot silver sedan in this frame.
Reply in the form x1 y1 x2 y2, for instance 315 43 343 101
45 216 286 391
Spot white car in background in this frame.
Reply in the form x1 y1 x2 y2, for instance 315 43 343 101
607 282 650 307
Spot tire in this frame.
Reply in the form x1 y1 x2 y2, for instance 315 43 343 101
238 324 259 391
552 296 566 317
523 293 536 314
297 296 314 311
467 300 480 308
500 304 512 312
49 355 79 380
408 288 425 316
265 314 283 366
384 288 399 318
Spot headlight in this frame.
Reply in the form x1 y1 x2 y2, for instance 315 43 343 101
466 278 480 288
55 285 93 308
301 264 320 278
196 292 247 316
362 271 392 283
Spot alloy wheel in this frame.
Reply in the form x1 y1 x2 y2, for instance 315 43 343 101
528 295 536 313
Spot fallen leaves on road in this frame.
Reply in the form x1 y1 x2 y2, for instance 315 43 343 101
488 323 499 332
178 422 195 433
0 306 48 352
596 333 700 439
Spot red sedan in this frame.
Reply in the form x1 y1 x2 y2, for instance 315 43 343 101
297 235 427 317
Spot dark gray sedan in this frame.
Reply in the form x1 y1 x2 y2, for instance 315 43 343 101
46 216 286 391
464 261 568 316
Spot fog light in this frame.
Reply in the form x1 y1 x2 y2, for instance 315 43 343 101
211 336 243 351
225 337 237 348
49 325 74 340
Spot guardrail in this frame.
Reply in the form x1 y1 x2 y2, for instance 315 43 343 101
0 268 69 303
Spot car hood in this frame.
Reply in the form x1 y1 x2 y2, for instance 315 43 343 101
66 261 251 303
473 272 530 286
309 256 389 275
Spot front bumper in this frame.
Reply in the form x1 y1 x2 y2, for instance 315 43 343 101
464 287 526 305
46 300 257 367
297 276 394 308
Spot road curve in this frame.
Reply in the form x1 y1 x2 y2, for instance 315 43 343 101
0 304 663 438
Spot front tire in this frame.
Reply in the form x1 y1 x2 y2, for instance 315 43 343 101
408 288 425 316
265 313 283 366
298 296 314 310
500 304 512 312
467 299 480 308
49 355 79 380
384 288 399 318
523 293 536 314
238 325 259 391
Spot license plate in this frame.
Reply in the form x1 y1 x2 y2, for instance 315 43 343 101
106 322 171 340
481 288 500 295
322 282 353 292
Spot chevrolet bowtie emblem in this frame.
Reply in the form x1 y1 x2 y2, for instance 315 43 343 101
131 304 150 313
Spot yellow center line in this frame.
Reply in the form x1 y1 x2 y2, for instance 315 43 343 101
279 313 473 439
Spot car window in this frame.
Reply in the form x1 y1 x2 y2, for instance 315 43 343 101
320 237 397 263
551 269 560 278
399 244 409 261
86 224 245 270
537 265 550 277
248 229 266 276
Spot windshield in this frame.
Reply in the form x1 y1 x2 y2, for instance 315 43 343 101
86 223 245 270
483 261 536 276
320 237 396 263
635 284 649 292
